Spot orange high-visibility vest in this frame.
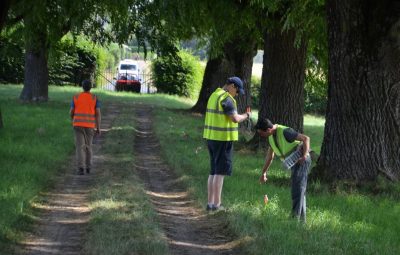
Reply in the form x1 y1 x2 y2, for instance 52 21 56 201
72 92 97 128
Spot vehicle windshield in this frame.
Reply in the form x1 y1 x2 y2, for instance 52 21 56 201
120 64 136 70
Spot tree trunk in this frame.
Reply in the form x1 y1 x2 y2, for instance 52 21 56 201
191 36 256 114
0 0 12 128
20 17 49 102
224 39 257 114
258 29 307 133
0 109 3 128
191 56 233 113
313 0 400 183
0 0 11 29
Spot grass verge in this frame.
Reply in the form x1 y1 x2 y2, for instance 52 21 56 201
0 86 75 252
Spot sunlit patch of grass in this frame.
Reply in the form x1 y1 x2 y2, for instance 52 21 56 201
304 114 325 126
349 220 374 234
308 208 342 229
90 199 128 211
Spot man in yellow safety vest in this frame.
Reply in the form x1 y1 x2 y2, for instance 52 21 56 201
256 118 311 222
203 77 251 211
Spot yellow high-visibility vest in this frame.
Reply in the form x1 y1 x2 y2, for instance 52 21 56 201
268 125 300 159
203 88 238 141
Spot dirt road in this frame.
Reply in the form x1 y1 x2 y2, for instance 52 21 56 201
18 104 120 255
17 103 244 254
133 106 243 254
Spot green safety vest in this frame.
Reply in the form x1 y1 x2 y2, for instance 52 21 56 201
203 88 238 141
268 125 300 159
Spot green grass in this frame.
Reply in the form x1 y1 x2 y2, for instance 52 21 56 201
1 84 399 254
304 114 325 153
153 106 400 255
0 85 75 251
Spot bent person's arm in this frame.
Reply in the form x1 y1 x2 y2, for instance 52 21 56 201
260 148 274 183
296 133 310 161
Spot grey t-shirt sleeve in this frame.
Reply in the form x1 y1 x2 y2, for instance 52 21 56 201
283 128 299 143
220 97 236 115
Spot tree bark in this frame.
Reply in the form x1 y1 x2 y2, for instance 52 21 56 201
191 56 233 113
0 0 11 30
0 109 3 129
258 28 307 133
313 0 400 183
20 17 49 102
191 36 256 114
224 39 257 114
0 0 12 128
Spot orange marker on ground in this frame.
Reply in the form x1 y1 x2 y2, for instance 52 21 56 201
264 194 269 204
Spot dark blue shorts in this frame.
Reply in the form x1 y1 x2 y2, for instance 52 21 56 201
207 140 233 176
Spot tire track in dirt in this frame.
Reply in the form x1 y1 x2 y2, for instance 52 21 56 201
133 106 245 255
18 104 120 255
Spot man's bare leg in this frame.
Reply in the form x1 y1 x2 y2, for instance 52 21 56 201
212 174 225 207
207 175 215 206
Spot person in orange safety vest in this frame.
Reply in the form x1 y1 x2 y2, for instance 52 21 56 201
70 80 101 175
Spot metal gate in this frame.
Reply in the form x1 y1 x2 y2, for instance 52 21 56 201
95 70 156 94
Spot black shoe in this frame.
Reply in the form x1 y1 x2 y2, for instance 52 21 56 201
86 168 90 174
77 168 84 175
212 205 225 212
206 204 214 211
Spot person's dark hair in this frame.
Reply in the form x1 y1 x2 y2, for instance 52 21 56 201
82 80 92 92
255 118 274 131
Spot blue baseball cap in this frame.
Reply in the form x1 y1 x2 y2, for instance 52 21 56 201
227 76 244 95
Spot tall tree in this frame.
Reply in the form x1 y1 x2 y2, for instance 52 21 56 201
255 0 325 133
157 0 260 114
259 28 307 132
224 37 258 114
20 11 49 101
0 0 14 127
191 35 257 114
191 54 233 113
0 1 12 29
314 0 400 182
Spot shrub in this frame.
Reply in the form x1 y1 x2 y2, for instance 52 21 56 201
304 68 327 114
48 36 97 86
48 38 82 85
105 43 122 70
152 50 203 98
48 35 112 86
0 30 112 86
250 75 261 109
305 36 328 114
0 28 25 84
